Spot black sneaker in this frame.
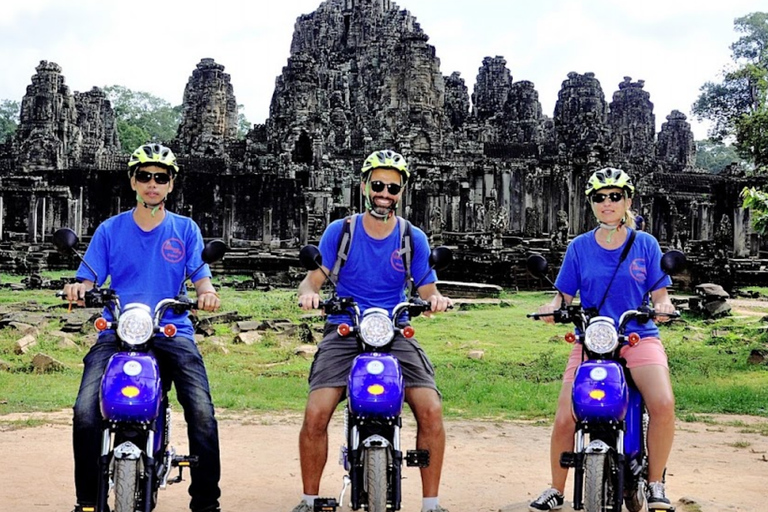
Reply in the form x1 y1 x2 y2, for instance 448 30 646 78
647 481 673 510
529 488 565 511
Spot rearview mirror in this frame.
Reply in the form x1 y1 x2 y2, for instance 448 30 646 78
299 245 323 271
526 253 549 279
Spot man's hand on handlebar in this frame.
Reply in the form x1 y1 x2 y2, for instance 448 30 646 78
298 292 322 311
535 304 558 324
62 281 94 307
424 294 453 317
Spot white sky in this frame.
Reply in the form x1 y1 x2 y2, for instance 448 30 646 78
1 0 765 140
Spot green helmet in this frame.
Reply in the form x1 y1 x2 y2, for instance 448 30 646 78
128 143 179 175
585 167 634 197
360 149 409 183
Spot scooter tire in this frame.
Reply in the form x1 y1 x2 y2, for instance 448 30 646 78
113 458 141 512
584 452 614 512
364 447 388 512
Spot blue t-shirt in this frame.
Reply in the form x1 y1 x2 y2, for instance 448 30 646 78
76 210 211 340
318 215 437 324
555 228 672 338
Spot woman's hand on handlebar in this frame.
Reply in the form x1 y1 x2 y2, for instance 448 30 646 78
653 302 677 323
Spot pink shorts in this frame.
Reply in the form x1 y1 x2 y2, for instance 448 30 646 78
562 337 669 383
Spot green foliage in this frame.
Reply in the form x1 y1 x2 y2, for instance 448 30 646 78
741 186 768 234
237 104 251 140
695 139 745 173
0 99 20 144
103 85 181 153
693 12 768 169
1 287 767 421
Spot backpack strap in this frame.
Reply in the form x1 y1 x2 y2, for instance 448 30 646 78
329 214 414 293
329 214 358 285
398 216 414 295
595 228 636 314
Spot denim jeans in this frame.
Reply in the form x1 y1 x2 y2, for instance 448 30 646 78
73 334 221 511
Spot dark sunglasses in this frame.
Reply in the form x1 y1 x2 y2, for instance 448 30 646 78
134 170 171 185
369 180 402 195
591 192 625 204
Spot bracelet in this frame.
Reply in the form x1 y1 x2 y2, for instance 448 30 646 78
198 290 220 298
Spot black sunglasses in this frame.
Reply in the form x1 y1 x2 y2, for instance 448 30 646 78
134 170 171 185
591 192 625 204
369 180 402 195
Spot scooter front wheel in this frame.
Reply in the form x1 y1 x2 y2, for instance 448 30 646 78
584 452 615 512
113 458 141 512
364 447 388 512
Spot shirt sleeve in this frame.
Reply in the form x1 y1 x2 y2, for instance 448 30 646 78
554 238 581 297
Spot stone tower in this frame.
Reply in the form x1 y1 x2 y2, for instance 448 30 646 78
16 60 82 170
175 58 239 157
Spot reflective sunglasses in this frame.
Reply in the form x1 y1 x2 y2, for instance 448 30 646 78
369 180 402 195
591 192 625 204
134 170 171 185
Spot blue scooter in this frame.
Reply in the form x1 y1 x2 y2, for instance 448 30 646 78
527 249 685 512
53 228 227 512
298 244 452 512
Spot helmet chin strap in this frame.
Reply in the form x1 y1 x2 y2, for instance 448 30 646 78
136 193 166 218
598 216 626 243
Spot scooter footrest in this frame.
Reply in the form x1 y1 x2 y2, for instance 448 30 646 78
559 451 576 468
171 454 199 468
406 449 430 467
314 497 338 512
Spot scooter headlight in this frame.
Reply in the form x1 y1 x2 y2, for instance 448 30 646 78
359 308 394 348
117 303 154 346
584 317 619 354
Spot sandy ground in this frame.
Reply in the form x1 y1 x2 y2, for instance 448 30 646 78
1 409 766 512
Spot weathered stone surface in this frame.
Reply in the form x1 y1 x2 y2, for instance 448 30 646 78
14 334 37 354
175 58 239 157
747 349 768 365
695 283 731 300
467 349 485 360
234 330 264 345
0 0 763 290
31 352 65 373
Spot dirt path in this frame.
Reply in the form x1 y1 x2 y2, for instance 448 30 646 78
1 410 766 512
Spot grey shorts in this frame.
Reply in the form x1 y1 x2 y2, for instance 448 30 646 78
308 323 439 393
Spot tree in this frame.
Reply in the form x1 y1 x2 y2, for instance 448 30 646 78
741 187 768 235
0 99 20 144
693 12 768 170
237 104 251 139
103 85 181 153
695 139 747 173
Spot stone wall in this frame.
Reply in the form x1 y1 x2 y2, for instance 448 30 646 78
0 0 764 287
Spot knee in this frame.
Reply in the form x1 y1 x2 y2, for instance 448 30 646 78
413 400 444 435
552 404 575 436
647 395 676 423
302 405 332 438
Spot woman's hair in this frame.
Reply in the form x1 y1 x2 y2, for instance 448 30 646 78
623 208 637 229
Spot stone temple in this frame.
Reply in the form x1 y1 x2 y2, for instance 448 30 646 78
0 0 765 289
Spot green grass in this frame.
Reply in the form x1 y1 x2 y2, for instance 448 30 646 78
1 281 767 425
